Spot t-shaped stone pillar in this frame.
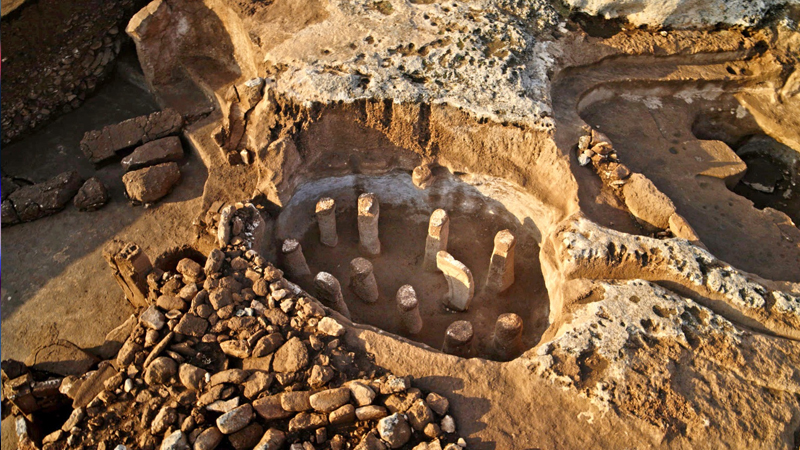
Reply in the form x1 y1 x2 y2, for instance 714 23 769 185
314 272 351 319
492 313 523 361
316 197 338 247
412 164 434 189
436 251 474 311
357 193 381 256
442 320 473 357
396 285 423 335
350 257 379 303
282 239 311 278
485 230 515 295
423 209 449 272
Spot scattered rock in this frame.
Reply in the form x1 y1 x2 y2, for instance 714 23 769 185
144 357 177 385
318 317 345 337
6 171 83 223
122 162 181 204
81 109 183 163
193 427 223 450
377 413 412 449
272 337 308 373
217 404 254 434
309 387 351 413
73 177 109 211
121 136 184 171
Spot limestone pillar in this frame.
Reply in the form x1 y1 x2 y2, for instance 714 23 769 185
357 193 381 256
442 320 473 357
350 257 379 303
423 209 449 272
485 230 515 295
492 313 523 361
396 285 423 335
436 251 474 311
314 272 351 319
282 239 311 277
316 197 338 247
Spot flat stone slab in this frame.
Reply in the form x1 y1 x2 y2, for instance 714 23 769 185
121 136 184 172
81 109 183 163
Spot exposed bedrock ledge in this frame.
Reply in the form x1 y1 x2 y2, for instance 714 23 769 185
546 215 800 340
562 0 800 29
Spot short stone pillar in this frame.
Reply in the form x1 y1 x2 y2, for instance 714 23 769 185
442 320 473 357
396 285 423 335
357 193 381 256
423 209 449 272
316 197 338 247
350 257 379 303
436 251 474 311
282 239 311 277
485 230 515 295
412 164 434 189
314 272 351 319
492 313 523 361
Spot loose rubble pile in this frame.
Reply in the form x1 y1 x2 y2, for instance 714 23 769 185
1 0 146 144
2 203 466 450
576 127 703 243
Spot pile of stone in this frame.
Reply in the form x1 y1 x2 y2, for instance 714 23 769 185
1 172 109 226
1 0 145 144
575 128 703 242
3 203 465 450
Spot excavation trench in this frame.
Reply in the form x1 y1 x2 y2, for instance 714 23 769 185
272 170 551 361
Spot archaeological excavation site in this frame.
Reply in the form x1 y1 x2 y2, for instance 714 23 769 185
3 0 800 449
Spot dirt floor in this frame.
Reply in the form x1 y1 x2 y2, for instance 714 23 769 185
0 69 208 448
282 173 550 358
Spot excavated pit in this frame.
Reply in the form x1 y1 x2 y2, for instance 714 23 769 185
273 170 550 360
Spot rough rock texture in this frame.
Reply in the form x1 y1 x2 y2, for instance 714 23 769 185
4 171 83 224
73 177 110 211
121 136 185 172
81 109 183 163
122 162 181 204
1 0 145 143
562 0 800 28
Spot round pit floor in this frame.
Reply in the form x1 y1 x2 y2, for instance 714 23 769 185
274 170 551 360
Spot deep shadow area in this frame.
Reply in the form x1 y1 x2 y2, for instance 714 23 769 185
1 64 209 362
275 171 550 360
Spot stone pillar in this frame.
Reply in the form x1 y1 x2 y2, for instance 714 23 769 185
485 230 515 295
103 239 153 309
442 320 473 357
314 272 351 319
396 285 423 335
282 239 311 277
357 193 380 256
412 164 434 189
350 257 379 303
316 197 338 247
217 204 236 247
436 251 474 311
492 313 523 361
423 209 449 272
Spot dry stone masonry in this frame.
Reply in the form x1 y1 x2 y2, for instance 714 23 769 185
3 201 468 450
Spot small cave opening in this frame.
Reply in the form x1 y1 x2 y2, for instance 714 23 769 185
273 168 551 361
731 135 800 225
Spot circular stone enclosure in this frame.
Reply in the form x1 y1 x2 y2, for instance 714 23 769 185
274 168 551 360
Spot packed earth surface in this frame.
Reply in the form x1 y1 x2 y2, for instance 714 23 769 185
2 1 800 450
